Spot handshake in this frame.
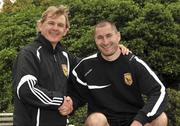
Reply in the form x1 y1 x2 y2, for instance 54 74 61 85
58 96 73 116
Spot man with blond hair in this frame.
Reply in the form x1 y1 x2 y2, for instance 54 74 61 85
13 5 76 126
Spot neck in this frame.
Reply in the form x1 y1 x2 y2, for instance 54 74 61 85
51 43 57 49
101 48 121 61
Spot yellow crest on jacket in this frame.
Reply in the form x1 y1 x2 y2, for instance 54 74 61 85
61 64 68 77
124 73 133 86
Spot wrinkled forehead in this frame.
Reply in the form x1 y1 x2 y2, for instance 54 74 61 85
95 22 112 30
46 11 63 19
45 13 66 24
95 22 117 33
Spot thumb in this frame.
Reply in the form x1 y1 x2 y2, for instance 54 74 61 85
66 96 71 101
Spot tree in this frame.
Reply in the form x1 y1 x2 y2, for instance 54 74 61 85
122 2 180 88
0 5 42 112
0 0 179 125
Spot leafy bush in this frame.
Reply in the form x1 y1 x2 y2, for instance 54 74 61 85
167 88 180 126
0 0 179 125
0 48 16 111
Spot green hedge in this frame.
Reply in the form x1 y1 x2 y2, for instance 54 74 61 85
0 0 179 125
166 88 180 126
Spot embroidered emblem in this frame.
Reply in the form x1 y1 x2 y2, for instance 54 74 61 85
61 64 68 76
124 73 133 86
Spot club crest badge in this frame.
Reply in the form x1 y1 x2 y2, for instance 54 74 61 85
124 73 133 86
61 64 68 77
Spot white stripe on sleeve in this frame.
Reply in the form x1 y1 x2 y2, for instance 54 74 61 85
17 75 63 106
134 56 166 117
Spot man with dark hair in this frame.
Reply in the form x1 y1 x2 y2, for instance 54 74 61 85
71 20 168 126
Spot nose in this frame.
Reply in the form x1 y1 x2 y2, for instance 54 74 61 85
102 37 109 45
52 24 59 30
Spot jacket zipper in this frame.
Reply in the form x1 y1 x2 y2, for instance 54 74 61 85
53 53 66 95
53 54 57 62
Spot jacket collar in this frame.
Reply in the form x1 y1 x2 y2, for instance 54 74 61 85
35 32 64 54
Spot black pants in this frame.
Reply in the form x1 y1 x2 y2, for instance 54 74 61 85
108 118 133 126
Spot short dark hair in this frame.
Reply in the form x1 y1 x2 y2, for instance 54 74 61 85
95 20 118 32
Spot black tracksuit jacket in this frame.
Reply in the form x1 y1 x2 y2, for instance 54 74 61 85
12 33 79 126
72 52 167 125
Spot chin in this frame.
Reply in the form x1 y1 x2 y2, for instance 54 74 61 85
102 52 113 57
49 37 61 42
103 49 113 54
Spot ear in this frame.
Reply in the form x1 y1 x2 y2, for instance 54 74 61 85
37 21 42 32
117 32 121 42
63 28 69 36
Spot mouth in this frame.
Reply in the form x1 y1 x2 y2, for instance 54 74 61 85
50 31 60 36
102 44 112 50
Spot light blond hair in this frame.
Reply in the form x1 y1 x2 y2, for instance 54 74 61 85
37 5 70 29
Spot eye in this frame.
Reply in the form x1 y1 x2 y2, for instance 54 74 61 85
96 35 103 40
48 21 54 26
106 33 113 38
58 23 65 28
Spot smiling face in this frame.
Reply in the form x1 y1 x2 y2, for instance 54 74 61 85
38 14 68 48
94 22 121 61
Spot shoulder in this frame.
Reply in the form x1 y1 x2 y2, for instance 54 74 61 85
73 53 98 70
22 42 41 53
17 42 42 60
79 53 98 64
121 53 147 69
124 54 152 72
121 53 136 62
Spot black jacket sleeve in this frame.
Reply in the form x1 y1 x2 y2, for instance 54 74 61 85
132 56 167 125
13 49 64 110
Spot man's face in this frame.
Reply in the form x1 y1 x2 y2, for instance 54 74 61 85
38 14 68 45
94 23 121 58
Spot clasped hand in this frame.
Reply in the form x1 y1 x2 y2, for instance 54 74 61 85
58 96 73 116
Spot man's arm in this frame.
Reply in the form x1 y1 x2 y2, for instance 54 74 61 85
13 50 65 110
131 56 167 125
